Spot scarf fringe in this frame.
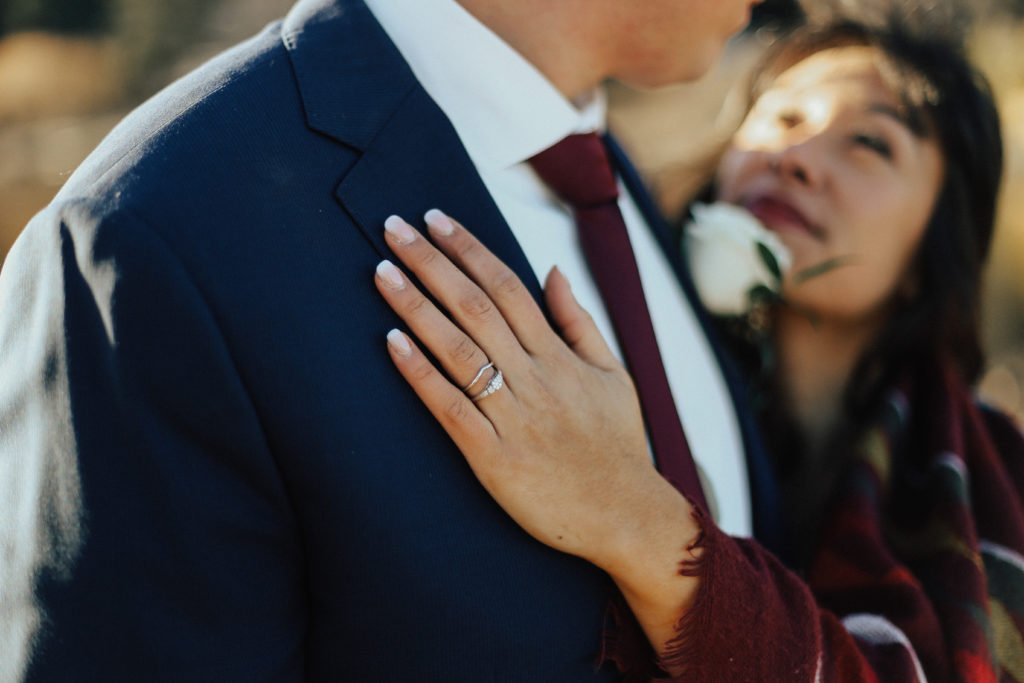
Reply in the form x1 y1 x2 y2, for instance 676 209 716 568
656 502 715 678
599 499 713 681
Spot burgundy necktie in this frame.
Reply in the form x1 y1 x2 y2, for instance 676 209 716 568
529 133 708 510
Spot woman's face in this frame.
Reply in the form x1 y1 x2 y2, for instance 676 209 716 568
715 46 946 325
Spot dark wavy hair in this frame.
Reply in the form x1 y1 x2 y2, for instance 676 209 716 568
745 16 1004 420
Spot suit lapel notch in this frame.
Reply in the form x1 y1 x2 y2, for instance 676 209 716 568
282 0 416 150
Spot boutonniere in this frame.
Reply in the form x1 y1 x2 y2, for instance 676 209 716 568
684 202 849 323
684 202 850 403
684 202 792 319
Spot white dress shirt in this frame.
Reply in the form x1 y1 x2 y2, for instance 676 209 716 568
364 0 751 536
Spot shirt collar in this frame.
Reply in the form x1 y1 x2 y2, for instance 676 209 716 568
364 0 606 171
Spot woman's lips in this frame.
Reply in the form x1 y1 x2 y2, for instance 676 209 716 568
746 196 822 239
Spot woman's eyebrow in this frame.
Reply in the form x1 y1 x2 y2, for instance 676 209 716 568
870 103 928 136
870 103 908 124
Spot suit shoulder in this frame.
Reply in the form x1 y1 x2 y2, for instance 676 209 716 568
38 18 360 260
56 21 309 201
3 197 174 290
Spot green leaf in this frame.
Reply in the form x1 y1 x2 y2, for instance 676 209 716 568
757 242 783 282
793 256 853 285
748 283 777 306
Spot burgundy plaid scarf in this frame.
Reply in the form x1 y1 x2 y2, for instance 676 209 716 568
608 359 1024 681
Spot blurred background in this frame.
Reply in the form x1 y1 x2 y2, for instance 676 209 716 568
0 0 1022 420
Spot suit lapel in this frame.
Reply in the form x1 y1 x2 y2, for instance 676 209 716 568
283 0 541 301
282 0 414 151
334 87 540 301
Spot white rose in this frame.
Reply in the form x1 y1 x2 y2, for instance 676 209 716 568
684 202 793 317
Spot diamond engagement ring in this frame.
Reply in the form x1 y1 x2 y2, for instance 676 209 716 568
470 368 504 401
463 361 494 393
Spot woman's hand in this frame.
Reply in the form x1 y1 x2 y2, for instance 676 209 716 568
373 210 701 657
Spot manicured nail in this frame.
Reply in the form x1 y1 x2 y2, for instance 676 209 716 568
387 329 412 356
547 266 570 290
424 209 455 236
376 260 405 290
384 215 416 244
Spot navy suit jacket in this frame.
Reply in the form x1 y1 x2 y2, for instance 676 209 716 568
0 0 773 679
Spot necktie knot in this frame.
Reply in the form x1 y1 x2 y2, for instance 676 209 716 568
529 132 619 209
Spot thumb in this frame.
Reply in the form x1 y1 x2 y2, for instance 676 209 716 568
544 267 618 370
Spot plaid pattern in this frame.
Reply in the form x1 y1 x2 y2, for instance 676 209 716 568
612 360 1024 681
805 361 1024 682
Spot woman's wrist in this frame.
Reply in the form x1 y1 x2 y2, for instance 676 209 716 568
598 475 702 665
595 471 702 609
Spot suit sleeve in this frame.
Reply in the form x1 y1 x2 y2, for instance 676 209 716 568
0 200 306 682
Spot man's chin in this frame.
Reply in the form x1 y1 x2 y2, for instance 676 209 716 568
615 52 721 91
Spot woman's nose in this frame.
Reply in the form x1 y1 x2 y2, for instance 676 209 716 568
769 138 822 188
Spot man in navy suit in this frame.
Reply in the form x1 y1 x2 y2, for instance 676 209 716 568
0 0 768 679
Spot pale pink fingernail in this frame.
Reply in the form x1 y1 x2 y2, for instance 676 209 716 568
384 215 416 244
387 329 412 356
424 209 455 236
376 260 405 290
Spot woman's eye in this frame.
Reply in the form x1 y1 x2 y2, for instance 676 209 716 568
853 133 892 159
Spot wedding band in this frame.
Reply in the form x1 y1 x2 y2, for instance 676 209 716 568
470 368 504 401
463 362 494 393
